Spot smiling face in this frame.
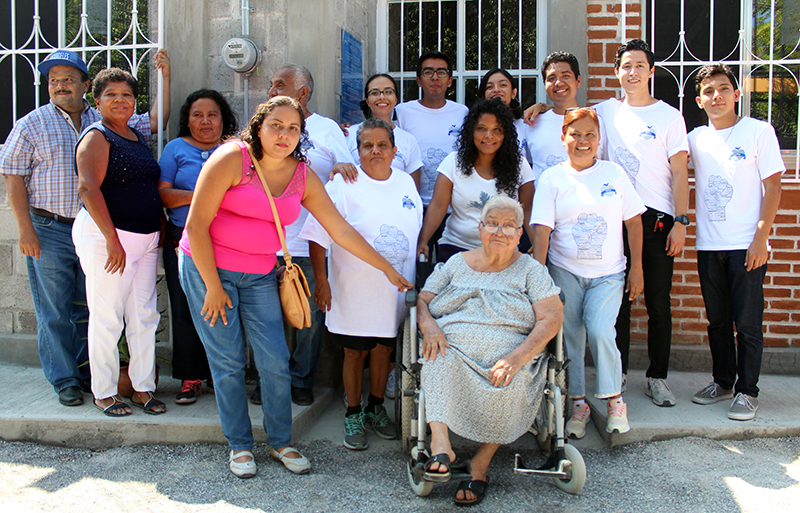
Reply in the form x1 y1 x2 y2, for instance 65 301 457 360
416 57 452 101
615 50 654 96
562 116 600 170
357 127 397 178
268 67 301 100
95 81 136 123
258 104 303 159
365 76 398 119
187 98 223 146
696 74 740 127
472 113 505 158
483 72 517 106
47 65 90 114
544 61 581 111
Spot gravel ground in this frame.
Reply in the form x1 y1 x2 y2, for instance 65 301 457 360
1 433 798 512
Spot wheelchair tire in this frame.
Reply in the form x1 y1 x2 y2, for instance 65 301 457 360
534 356 570 452
407 446 434 496
397 317 415 452
553 444 586 495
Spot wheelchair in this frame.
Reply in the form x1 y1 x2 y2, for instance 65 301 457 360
394 289 587 496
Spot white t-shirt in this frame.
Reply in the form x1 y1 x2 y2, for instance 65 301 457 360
514 118 532 165
395 100 469 205
688 117 785 251
345 122 423 176
437 151 535 250
300 170 422 337
525 109 568 183
283 113 356 257
595 98 689 216
531 159 646 278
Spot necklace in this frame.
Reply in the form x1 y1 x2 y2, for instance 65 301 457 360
719 116 741 143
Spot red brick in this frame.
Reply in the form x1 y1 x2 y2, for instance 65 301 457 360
588 42 604 62
773 275 800 286
587 78 602 88
768 324 800 334
684 249 698 259
764 337 790 348
605 77 621 88
674 261 697 271
627 29 642 38
606 45 619 64
588 4 602 13
682 297 706 308
672 285 702 295
631 308 647 317
772 251 800 261
631 332 647 342
672 309 701 319
775 226 800 236
627 16 642 26
589 65 617 76
764 287 791 297
768 263 792 272
681 322 711 332
780 188 800 209
673 333 705 345
791 313 800 322
588 29 619 40
769 239 795 249
774 214 798 224
588 16 620 26
607 3 642 13
764 312 791 322
769 299 800 310
685 274 700 283
587 90 618 100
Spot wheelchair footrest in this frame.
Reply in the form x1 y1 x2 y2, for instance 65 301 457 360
514 451 571 479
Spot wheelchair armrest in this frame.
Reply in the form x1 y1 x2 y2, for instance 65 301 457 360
405 289 417 307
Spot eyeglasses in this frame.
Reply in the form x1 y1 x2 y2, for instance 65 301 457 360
421 68 450 79
367 88 396 99
480 221 521 236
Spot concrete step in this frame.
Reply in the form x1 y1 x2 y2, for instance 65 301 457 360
0 362 334 450
584 369 800 446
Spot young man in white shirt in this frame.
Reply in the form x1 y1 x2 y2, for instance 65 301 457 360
688 64 783 421
595 39 690 407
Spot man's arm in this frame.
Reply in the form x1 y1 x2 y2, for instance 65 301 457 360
666 150 689 256
148 49 171 133
746 173 782 271
3 175 40 259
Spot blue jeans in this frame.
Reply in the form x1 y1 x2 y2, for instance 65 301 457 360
27 212 89 392
288 256 326 390
179 251 292 450
548 264 624 399
697 250 767 397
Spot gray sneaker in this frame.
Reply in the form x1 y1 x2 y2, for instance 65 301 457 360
344 412 369 450
728 393 758 421
692 382 734 405
364 405 397 440
645 378 676 407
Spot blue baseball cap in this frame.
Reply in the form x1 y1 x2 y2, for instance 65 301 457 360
38 50 89 77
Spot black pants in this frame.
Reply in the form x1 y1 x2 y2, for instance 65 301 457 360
615 207 674 378
164 220 211 381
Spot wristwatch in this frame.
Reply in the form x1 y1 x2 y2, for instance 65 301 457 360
674 214 690 226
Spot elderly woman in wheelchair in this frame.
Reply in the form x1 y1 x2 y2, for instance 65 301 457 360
415 196 563 506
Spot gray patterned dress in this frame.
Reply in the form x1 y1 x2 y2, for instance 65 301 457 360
421 253 561 444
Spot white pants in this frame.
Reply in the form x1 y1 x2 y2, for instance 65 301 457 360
72 209 160 399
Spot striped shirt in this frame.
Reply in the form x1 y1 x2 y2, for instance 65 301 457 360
0 101 151 218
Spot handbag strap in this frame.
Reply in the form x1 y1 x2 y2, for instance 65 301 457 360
245 143 293 266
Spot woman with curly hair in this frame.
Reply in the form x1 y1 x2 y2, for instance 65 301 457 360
478 68 530 162
416 99 535 262
178 96 412 478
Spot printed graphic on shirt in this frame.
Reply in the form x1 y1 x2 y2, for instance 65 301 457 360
546 155 566 168
396 151 406 163
301 139 316 151
422 147 450 183
730 147 746 162
614 147 640 186
402 195 416 210
572 213 607 260
374 224 410 274
468 191 492 212
600 183 618 197
704 175 734 222
519 139 528 155
640 126 656 140
448 125 462 137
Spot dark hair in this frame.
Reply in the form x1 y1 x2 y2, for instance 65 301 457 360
541 51 581 81
356 117 395 149
359 73 399 117
416 51 453 78
177 89 238 139
562 107 600 135
457 99 521 197
694 63 738 95
240 96 308 162
614 39 655 69
92 68 138 99
478 68 522 119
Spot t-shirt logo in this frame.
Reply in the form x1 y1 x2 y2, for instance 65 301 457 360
572 213 607 260
614 147 640 186
422 147 449 184
468 191 492 211
729 147 746 162
301 139 316 151
546 155 566 168
395 151 406 163
600 183 617 197
704 175 734 222
374 225 409 274
448 125 462 137
640 126 656 140
402 195 416 210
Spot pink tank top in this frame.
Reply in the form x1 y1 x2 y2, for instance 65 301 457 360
180 141 306 273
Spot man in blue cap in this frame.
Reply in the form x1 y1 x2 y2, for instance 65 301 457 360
0 48 171 406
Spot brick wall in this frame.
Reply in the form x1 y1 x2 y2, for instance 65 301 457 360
587 0 800 349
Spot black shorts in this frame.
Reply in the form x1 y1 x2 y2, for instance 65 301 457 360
330 332 395 351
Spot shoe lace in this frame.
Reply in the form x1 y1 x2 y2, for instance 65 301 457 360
652 378 672 394
733 393 754 410
180 380 202 394
607 401 626 418
571 404 590 422
345 413 365 435
368 408 391 428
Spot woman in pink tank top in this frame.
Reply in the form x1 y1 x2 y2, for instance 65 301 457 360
178 96 412 478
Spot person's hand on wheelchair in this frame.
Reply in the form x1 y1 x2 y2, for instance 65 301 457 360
421 323 449 361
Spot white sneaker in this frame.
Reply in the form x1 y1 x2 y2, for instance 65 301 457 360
385 370 397 399
606 398 630 434
565 402 591 439
646 378 676 407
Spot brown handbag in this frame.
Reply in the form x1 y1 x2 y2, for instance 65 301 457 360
246 145 312 329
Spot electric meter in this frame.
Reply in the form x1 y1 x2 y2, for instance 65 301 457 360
222 38 259 73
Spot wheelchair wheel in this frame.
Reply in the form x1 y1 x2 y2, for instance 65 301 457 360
407 446 433 496
553 444 586 495
534 357 570 452
396 317 416 452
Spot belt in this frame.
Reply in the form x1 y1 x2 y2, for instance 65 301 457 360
29 207 75 226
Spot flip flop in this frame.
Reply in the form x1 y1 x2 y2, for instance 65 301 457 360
454 477 490 507
423 453 453 482
130 391 167 415
94 396 132 417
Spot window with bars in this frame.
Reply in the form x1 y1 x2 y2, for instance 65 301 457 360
378 0 545 109
645 0 800 175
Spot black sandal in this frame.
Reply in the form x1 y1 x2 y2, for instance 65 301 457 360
130 391 167 415
454 477 489 507
423 453 452 482
94 396 132 417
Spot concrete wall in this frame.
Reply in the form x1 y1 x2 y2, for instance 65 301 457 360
547 0 589 107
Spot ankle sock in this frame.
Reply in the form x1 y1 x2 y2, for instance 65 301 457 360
365 394 384 414
346 405 362 417
573 399 586 407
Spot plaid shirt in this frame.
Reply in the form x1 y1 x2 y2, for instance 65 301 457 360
0 100 151 217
